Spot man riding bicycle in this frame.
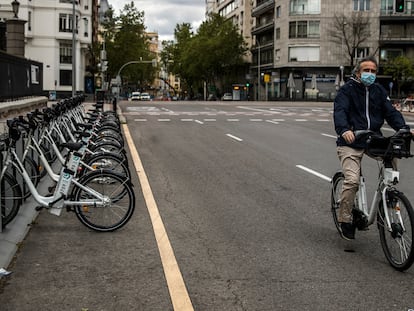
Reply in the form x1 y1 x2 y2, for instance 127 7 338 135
333 56 411 240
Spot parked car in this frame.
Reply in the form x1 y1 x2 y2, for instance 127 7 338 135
129 91 141 101
140 92 151 100
222 93 233 101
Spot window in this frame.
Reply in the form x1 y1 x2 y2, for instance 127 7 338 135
59 14 77 33
308 21 320 37
381 0 394 13
380 49 403 62
83 18 88 37
354 0 370 11
31 65 39 84
276 6 281 18
60 42 72 64
289 46 320 61
219 1 236 16
275 49 281 61
59 14 72 32
276 27 281 40
28 11 32 31
354 47 370 62
289 21 320 38
60 70 72 86
297 21 307 37
290 0 320 15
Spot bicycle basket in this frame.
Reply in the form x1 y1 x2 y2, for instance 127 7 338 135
366 134 412 159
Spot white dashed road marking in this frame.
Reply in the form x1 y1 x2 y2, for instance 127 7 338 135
226 134 243 142
296 165 332 182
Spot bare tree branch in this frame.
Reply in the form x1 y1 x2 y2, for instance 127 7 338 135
328 12 371 68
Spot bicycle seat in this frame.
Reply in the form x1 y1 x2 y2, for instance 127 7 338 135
60 142 84 151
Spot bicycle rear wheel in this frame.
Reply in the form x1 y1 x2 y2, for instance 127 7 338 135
81 152 131 180
1 172 22 228
377 190 414 271
72 170 135 232
331 171 344 234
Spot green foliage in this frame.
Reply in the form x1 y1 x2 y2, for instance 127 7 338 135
383 56 414 97
103 2 156 90
161 13 248 98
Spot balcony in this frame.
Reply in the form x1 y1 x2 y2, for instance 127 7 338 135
251 41 274 51
379 33 414 45
251 20 274 35
252 0 275 17
380 9 414 21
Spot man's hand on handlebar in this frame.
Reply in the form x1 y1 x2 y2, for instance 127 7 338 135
342 130 355 144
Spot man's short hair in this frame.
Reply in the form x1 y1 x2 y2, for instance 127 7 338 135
353 56 378 73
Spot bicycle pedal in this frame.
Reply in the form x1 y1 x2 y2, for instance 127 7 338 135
35 206 44 211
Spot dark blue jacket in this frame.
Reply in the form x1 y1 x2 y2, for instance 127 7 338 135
334 77 409 148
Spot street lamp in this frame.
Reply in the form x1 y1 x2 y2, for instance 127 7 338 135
11 0 20 18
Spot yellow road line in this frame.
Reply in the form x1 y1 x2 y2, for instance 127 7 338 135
123 124 194 311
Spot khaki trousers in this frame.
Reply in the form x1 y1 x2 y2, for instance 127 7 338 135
337 146 365 223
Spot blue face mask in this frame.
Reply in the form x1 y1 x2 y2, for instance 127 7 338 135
360 72 376 86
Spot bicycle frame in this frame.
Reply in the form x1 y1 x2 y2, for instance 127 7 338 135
357 163 402 231
1 143 107 216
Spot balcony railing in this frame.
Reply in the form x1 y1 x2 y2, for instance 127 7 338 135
251 20 275 34
380 9 414 16
251 41 274 51
252 0 275 17
379 34 414 43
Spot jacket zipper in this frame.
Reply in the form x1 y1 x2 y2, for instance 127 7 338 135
365 87 370 129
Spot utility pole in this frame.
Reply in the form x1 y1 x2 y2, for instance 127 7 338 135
72 0 76 97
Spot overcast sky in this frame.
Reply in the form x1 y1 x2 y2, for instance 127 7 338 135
108 0 207 42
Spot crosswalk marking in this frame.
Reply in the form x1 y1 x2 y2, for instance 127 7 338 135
133 118 332 124
129 107 337 124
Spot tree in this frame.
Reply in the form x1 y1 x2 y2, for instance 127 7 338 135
161 14 247 98
383 56 414 98
191 13 247 95
104 2 156 92
328 12 372 69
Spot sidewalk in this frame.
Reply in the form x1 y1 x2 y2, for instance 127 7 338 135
0 99 122 271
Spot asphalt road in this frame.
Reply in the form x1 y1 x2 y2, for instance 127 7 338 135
1 100 414 310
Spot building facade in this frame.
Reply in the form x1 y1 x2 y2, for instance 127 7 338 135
0 0 94 97
208 0 414 100
207 0 254 58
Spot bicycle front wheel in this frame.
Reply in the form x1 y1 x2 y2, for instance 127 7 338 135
72 170 135 232
331 171 344 235
1 172 22 228
377 190 414 271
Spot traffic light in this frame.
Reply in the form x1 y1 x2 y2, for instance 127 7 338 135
246 82 250 87
396 0 404 12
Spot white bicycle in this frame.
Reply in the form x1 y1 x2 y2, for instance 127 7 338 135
331 129 414 271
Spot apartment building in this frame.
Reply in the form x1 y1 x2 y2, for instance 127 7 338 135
207 0 254 61
209 0 414 100
0 0 94 97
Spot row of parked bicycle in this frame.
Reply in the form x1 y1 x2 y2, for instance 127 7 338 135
0 95 135 232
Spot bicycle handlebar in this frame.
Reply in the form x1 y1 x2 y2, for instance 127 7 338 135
353 128 413 141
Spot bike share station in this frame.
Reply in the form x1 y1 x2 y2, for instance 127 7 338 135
0 96 49 275
1 94 133 275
